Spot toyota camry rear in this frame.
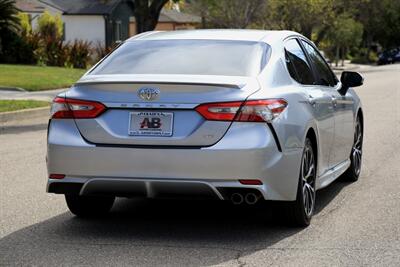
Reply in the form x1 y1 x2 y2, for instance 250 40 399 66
47 30 364 226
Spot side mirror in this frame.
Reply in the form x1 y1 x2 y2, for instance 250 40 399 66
338 71 363 95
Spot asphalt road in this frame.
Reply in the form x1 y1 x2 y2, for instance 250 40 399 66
1 64 399 266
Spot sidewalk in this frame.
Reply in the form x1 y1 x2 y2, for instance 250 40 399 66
331 61 377 74
0 88 66 101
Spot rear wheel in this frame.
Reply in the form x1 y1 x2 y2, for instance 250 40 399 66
341 115 363 182
284 138 316 227
65 195 115 217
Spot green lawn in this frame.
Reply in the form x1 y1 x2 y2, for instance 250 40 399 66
0 100 49 113
0 64 86 91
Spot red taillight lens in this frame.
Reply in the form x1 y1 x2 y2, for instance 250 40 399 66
195 101 242 121
49 174 65 179
51 97 106 119
239 179 263 185
195 99 287 123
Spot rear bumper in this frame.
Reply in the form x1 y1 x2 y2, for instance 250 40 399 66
47 120 303 201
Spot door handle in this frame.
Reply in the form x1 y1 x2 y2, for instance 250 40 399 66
308 95 316 107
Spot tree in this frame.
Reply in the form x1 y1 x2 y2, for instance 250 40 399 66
187 0 265 29
208 0 265 29
133 0 179 33
0 0 19 33
0 0 20 56
266 0 334 39
357 0 400 49
326 14 363 66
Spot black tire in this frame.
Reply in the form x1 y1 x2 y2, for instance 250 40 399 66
341 115 363 182
65 195 115 217
284 138 316 227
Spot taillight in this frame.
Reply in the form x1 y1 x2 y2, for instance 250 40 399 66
195 99 287 123
50 97 106 119
49 174 65 179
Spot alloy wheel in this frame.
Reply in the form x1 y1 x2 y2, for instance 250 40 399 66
352 119 363 176
301 143 316 217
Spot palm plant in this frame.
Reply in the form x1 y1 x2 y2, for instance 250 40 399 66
0 0 20 33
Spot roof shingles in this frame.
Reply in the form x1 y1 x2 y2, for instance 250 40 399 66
38 0 120 15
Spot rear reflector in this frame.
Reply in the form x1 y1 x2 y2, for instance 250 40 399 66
51 97 106 119
239 179 263 185
49 174 65 179
196 99 287 123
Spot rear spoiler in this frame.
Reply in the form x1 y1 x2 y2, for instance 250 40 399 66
76 74 255 89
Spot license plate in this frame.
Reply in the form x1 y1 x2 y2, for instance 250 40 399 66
129 111 173 137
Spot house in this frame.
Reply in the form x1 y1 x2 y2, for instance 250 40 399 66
16 0 134 47
16 0 201 48
129 9 201 36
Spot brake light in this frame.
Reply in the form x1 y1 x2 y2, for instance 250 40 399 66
49 174 65 179
195 99 287 122
51 97 106 119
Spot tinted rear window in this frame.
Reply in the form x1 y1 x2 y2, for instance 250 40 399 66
284 39 315 85
91 40 268 77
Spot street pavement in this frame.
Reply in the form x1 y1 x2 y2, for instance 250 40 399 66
0 64 399 266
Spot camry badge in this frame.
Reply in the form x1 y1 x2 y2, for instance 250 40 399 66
138 87 160 101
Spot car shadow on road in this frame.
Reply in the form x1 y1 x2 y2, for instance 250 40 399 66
0 180 351 266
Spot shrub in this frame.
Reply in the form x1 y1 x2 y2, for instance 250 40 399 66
35 35 69 66
0 29 37 64
17 12 31 36
37 11 63 39
350 48 378 64
94 41 118 62
68 40 92 69
34 11 67 66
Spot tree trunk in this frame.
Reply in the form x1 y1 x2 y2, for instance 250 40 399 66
314 26 328 46
341 47 345 67
134 0 169 34
335 46 339 67
201 10 206 29
302 26 313 40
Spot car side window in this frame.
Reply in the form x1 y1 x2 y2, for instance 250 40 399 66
301 40 338 87
284 39 315 85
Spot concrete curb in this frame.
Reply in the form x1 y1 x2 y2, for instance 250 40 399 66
0 87 27 92
332 67 360 71
0 106 49 124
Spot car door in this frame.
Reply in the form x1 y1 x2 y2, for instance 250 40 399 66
284 38 335 175
300 40 355 167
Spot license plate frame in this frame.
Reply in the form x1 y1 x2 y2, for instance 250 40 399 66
129 111 174 137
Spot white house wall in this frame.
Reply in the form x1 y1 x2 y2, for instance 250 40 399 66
62 15 106 46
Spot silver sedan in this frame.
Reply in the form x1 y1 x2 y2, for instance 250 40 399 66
46 30 363 226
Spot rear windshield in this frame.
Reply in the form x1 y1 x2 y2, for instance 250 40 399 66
90 40 268 77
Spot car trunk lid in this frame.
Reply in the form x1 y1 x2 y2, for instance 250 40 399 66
67 74 260 147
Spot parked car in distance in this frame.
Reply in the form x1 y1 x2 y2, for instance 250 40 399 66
47 30 364 227
378 47 400 65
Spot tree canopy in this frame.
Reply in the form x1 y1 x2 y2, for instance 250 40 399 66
186 0 400 62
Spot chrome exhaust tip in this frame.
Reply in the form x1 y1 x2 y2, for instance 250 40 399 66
245 193 260 205
231 193 244 205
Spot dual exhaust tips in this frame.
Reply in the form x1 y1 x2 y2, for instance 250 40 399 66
230 192 261 205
